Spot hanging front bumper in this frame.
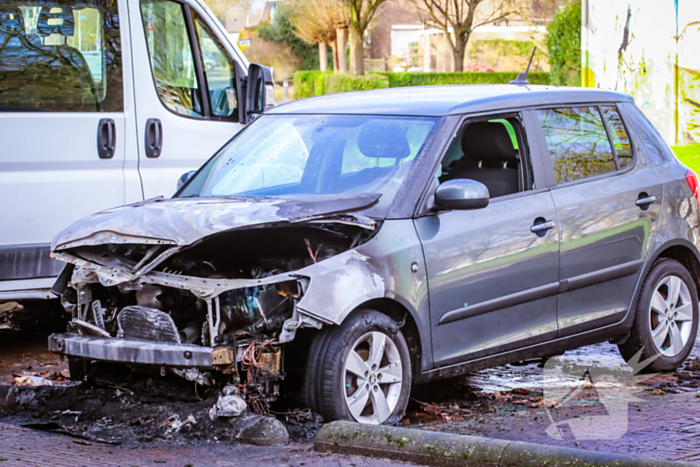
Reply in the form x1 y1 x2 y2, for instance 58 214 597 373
48 333 215 367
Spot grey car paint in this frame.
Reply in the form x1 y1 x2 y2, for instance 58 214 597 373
415 189 560 367
531 104 665 337
48 86 700 391
51 193 381 251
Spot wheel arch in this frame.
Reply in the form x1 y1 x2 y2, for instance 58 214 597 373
619 239 700 337
342 298 426 380
651 242 700 290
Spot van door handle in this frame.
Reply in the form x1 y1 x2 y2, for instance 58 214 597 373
97 118 116 159
145 118 163 158
531 218 555 236
635 195 656 208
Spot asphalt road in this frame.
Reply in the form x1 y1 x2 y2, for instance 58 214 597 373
2 331 700 464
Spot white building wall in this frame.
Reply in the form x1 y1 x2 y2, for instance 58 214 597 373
582 0 700 146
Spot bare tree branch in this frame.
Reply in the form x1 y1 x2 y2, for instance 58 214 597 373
411 0 515 71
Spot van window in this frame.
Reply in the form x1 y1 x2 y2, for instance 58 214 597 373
0 0 122 112
537 107 616 184
141 0 202 117
602 106 633 169
193 12 237 120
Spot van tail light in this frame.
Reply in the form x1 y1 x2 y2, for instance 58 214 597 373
686 169 700 203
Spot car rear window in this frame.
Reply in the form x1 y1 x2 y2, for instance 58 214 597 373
0 0 122 112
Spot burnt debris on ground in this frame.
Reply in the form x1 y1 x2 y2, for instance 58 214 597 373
1 361 303 447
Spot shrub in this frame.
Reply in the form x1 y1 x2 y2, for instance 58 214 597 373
324 74 390 94
468 39 548 72
293 71 330 99
546 0 581 86
292 71 552 99
379 72 551 87
256 3 320 72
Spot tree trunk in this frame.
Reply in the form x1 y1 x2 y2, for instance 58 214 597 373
319 41 328 72
348 28 364 76
331 40 339 73
452 50 465 72
336 27 347 74
452 34 469 72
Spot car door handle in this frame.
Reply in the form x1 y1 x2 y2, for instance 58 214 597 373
531 219 555 234
635 195 656 207
145 118 163 158
97 118 116 159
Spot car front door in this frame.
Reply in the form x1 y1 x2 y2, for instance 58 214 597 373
0 0 128 297
534 105 664 337
127 0 248 199
415 111 560 368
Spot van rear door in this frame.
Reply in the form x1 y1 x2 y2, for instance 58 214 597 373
128 0 248 199
0 0 128 298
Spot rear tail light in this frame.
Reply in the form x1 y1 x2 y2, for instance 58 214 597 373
686 169 700 203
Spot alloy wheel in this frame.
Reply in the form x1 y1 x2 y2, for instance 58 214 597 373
342 331 403 424
649 275 694 357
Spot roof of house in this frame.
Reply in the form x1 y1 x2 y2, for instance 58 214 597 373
268 84 635 117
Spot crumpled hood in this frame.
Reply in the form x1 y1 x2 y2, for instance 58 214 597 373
52 193 380 251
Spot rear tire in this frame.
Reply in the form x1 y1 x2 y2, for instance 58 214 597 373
619 258 699 372
305 310 411 425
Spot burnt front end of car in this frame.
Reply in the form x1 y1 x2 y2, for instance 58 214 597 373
48 199 379 407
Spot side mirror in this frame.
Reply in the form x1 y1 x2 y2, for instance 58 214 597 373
177 170 196 190
246 63 274 120
234 63 275 124
434 179 489 210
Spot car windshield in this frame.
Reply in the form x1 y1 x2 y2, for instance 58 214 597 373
178 114 439 215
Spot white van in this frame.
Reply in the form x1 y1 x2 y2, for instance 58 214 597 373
0 0 270 301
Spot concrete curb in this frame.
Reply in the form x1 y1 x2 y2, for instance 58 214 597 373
315 421 694 467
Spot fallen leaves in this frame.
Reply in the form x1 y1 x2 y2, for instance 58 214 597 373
13 369 71 386
410 398 472 421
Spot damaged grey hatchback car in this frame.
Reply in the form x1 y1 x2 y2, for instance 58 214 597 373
49 85 700 426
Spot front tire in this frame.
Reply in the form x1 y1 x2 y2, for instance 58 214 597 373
619 258 699 372
305 310 412 425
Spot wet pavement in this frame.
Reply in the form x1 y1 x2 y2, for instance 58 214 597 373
0 422 424 467
2 330 700 464
404 338 700 463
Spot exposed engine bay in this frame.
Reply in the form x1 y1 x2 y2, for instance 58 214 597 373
50 213 377 410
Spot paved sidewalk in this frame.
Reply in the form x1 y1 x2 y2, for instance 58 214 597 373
0 423 422 467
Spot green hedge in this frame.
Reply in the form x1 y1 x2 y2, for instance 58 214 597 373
378 71 550 87
325 74 389 94
294 70 551 99
293 71 330 99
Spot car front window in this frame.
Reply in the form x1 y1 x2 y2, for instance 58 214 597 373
179 114 439 215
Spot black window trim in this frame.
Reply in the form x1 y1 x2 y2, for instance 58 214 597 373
183 4 210 118
139 0 239 122
530 102 638 190
189 8 240 123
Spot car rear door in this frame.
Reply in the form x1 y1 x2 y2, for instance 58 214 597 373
0 0 129 297
127 0 248 199
534 104 664 337
416 110 560 368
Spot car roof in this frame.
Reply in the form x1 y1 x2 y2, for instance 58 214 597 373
268 84 634 117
